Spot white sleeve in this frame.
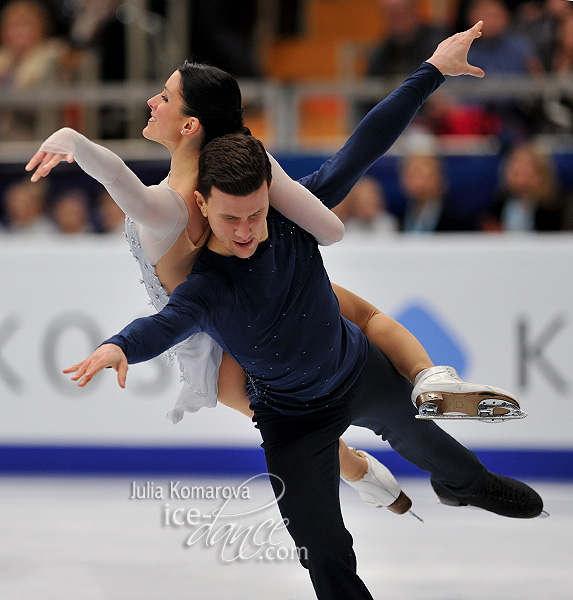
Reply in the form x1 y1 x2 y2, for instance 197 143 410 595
38 128 188 251
267 153 344 246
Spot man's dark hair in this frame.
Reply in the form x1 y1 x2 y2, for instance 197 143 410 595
197 134 272 199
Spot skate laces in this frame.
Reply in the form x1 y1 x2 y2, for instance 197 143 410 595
443 366 462 382
422 366 462 385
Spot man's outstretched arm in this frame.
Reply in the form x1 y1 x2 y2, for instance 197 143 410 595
298 21 485 209
63 282 212 387
64 343 129 388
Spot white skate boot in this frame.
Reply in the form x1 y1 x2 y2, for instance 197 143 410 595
342 449 419 518
412 366 527 422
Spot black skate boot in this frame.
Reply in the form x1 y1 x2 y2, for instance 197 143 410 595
431 472 543 519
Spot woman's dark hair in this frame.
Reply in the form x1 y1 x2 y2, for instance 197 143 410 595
178 61 251 149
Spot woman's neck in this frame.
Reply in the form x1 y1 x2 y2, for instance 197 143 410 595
168 145 208 245
168 144 200 196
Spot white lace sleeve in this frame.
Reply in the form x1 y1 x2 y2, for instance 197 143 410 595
267 153 344 246
38 128 188 263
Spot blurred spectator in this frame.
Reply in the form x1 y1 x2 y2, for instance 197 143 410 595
359 0 450 120
424 89 503 138
541 9 573 132
95 189 125 235
51 187 93 234
366 0 450 78
190 1 262 78
0 0 69 140
398 151 474 232
65 1 176 138
65 0 132 138
464 0 543 141
550 6 573 74
332 175 398 235
479 143 564 231
3 178 56 235
67 0 125 79
454 0 538 32
514 0 572 72
65 0 263 83
559 186 573 232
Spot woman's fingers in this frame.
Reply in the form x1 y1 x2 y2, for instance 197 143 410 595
26 152 73 182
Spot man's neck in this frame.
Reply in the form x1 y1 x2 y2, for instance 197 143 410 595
207 233 232 256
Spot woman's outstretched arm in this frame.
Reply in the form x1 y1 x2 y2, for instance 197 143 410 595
267 153 344 246
26 128 187 245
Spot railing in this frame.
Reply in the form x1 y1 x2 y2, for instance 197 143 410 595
1 74 572 158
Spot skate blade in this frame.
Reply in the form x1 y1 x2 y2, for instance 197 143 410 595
416 394 527 422
408 509 424 523
415 412 528 421
436 499 547 519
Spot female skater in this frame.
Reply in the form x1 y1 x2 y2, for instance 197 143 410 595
27 22 507 514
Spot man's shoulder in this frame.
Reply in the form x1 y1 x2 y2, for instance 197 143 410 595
267 205 289 223
172 266 229 302
266 206 300 235
267 206 306 234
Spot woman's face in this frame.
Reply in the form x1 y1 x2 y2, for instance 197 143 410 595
143 70 188 145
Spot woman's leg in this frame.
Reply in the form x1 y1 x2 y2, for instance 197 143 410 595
337 439 366 481
332 283 434 383
333 283 523 419
339 440 412 514
216 352 254 417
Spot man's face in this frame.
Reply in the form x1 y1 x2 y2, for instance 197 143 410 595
196 182 270 259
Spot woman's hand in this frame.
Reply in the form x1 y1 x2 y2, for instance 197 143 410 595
25 150 74 182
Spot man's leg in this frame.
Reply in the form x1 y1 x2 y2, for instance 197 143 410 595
347 341 488 496
218 352 411 511
345 342 542 519
253 403 374 600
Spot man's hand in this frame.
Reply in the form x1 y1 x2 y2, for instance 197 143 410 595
63 343 128 388
427 21 485 78
25 150 74 183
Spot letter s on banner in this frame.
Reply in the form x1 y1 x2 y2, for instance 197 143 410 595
42 311 103 395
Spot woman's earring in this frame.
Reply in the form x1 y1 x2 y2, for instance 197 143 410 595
181 129 185 135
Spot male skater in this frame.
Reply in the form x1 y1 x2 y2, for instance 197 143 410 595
66 133 543 600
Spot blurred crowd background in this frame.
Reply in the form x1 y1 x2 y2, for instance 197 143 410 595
0 0 572 236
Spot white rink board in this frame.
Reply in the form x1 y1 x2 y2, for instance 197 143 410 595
0 234 572 450
322 233 573 450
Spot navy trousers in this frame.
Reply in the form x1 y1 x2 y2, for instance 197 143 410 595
253 341 487 600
